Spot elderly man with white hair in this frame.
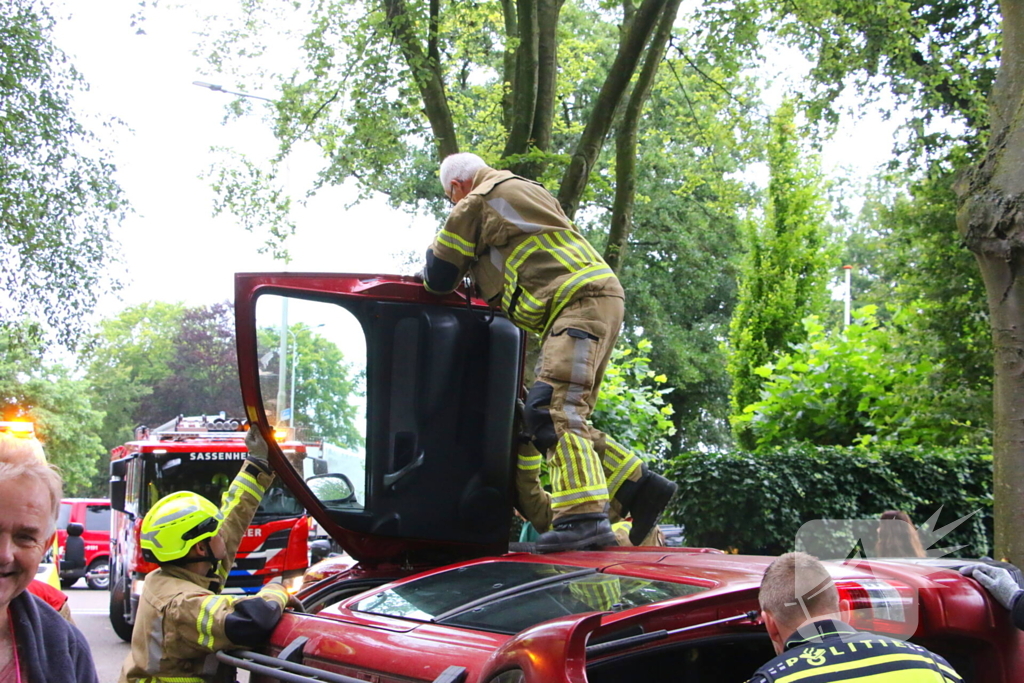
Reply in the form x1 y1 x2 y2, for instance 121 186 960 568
421 152 677 552
0 433 98 683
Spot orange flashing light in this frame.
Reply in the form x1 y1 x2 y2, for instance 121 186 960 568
274 429 288 443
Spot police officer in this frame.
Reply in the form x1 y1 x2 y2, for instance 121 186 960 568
423 152 676 552
118 427 295 683
749 552 962 683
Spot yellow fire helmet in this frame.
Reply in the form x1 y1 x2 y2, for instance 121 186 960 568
140 491 223 563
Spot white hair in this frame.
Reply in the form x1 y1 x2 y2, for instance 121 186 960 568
0 433 63 535
440 153 489 191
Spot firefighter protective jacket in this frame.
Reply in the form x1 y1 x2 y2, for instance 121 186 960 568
424 167 623 336
747 618 962 683
119 460 289 683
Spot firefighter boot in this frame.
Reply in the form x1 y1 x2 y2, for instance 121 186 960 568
536 513 617 553
615 467 678 546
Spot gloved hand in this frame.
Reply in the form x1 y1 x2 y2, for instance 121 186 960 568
961 564 1023 611
244 426 271 474
286 595 305 612
411 268 425 283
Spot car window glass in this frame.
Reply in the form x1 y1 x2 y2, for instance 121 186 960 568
353 562 584 621
444 574 708 634
255 294 366 511
57 503 72 530
353 561 708 633
85 505 111 532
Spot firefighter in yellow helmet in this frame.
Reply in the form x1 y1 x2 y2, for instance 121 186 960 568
118 427 294 683
424 152 677 552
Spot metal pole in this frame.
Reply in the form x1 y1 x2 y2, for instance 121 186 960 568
843 265 852 328
275 298 289 426
289 332 299 429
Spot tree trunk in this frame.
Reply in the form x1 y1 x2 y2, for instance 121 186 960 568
955 0 1024 566
556 0 668 220
382 0 459 159
605 0 681 272
503 0 539 162
501 0 518 130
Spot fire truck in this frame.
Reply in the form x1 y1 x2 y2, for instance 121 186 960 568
107 414 320 642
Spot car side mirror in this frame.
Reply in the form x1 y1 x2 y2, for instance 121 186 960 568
66 522 84 537
305 473 357 507
110 459 128 513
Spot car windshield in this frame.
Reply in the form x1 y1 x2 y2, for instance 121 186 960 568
144 452 304 519
352 561 709 635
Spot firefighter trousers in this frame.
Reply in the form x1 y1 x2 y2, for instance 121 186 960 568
521 295 644 523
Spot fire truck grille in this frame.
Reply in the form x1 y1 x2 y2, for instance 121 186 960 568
232 528 293 571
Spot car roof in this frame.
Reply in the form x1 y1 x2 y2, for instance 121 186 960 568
61 498 110 505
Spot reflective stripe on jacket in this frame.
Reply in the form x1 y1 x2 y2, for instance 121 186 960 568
425 167 623 335
747 619 962 683
119 461 287 683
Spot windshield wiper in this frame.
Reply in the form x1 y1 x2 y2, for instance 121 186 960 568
432 568 597 623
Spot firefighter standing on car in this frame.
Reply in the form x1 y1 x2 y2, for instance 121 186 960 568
118 427 295 683
421 152 677 552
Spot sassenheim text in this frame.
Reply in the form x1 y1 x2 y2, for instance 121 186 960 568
188 452 248 461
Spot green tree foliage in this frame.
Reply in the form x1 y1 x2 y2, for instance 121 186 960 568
734 309 988 451
195 0 684 252
0 323 105 493
664 444 992 557
695 0 999 160
83 302 187 449
146 303 245 422
84 302 245 449
0 0 128 347
844 167 991 436
727 100 831 446
590 339 675 459
587 42 763 453
257 325 363 448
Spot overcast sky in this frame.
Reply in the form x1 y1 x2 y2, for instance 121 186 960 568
51 1 901 323
52 0 435 321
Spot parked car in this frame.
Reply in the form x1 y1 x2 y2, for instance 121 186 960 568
224 274 1023 683
56 498 111 590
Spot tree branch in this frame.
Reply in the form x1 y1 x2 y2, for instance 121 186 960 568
503 0 539 162
382 0 459 159
556 0 667 220
605 0 683 272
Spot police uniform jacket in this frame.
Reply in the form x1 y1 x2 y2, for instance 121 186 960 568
747 619 962 683
119 460 289 683
424 167 623 336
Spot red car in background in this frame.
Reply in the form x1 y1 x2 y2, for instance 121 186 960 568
223 273 1023 683
56 498 111 590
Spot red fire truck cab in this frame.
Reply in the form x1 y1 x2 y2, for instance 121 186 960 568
107 414 321 641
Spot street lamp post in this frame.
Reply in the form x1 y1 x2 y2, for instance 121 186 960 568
192 81 275 102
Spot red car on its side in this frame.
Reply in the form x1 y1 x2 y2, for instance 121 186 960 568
223 273 1023 683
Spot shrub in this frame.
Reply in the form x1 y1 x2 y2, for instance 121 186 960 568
663 444 992 557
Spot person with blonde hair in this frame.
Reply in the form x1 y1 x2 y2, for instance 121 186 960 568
749 552 961 682
0 432 99 682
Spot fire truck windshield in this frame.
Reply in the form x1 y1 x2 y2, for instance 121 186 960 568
144 452 304 520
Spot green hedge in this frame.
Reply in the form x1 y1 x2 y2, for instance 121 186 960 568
660 445 992 557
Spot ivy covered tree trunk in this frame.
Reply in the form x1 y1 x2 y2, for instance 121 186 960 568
955 0 1024 566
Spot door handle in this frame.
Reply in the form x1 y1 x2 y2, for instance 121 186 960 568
383 452 424 490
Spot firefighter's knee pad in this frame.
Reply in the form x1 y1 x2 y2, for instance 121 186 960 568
524 381 558 452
